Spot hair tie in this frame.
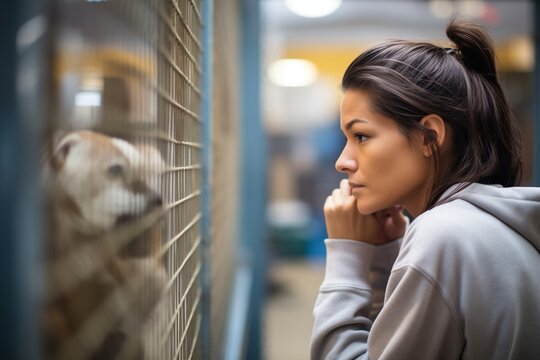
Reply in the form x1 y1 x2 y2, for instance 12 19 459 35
444 47 462 60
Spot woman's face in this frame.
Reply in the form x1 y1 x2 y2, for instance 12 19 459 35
336 89 431 216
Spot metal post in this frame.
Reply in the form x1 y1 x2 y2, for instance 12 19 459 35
240 0 267 358
200 0 214 358
0 0 47 359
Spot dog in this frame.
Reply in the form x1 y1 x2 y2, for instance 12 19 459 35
42 130 168 359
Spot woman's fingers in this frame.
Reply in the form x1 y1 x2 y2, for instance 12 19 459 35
339 179 351 198
323 195 333 211
331 188 341 201
330 180 355 207
384 206 406 240
325 181 363 240
324 181 403 244
390 206 406 227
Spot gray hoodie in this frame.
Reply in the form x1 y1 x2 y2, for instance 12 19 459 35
311 183 540 360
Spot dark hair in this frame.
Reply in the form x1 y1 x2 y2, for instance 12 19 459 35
341 19 522 210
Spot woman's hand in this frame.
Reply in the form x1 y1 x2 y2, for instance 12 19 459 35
324 179 406 245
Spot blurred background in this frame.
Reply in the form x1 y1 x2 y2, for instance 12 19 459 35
0 0 537 359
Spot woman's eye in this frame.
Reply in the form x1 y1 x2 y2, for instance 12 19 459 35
354 133 369 143
107 164 125 178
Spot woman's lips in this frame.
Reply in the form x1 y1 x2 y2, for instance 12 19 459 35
349 182 365 195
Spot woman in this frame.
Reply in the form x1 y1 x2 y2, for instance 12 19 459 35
311 20 540 359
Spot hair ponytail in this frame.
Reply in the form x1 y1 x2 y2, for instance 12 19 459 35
444 20 522 193
446 20 498 81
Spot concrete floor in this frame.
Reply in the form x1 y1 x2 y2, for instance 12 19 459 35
264 259 325 360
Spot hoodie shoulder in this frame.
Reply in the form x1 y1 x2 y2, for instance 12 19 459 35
401 199 480 253
397 184 540 271
448 184 540 253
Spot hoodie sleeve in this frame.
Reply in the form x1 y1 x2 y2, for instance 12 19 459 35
368 239 401 320
311 239 464 360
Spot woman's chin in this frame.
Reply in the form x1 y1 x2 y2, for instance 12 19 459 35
356 200 389 215
355 202 378 215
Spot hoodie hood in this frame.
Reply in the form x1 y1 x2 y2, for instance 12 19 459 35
442 183 540 253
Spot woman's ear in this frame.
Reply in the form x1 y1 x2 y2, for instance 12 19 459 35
419 114 446 157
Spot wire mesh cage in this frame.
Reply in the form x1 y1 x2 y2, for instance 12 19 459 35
42 0 203 358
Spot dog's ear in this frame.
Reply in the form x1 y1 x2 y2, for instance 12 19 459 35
51 133 80 172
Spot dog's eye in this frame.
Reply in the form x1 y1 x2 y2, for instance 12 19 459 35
107 164 125 178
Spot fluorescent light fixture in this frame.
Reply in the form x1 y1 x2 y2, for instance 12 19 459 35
75 91 101 107
284 0 342 18
429 0 454 18
268 59 318 87
460 0 487 18
430 0 487 19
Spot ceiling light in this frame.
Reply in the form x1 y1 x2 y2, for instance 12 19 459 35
75 91 101 107
429 0 454 19
460 0 487 18
284 0 342 18
268 59 318 87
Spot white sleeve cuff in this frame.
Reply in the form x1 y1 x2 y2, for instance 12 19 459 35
322 239 375 289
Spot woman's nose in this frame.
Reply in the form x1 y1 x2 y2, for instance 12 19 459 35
335 150 357 174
